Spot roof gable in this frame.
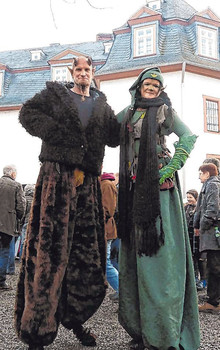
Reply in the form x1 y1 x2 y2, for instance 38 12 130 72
197 8 220 23
129 6 159 20
128 5 162 26
48 48 87 65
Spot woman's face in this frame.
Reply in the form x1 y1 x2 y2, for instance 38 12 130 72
199 170 210 183
140 78 161 99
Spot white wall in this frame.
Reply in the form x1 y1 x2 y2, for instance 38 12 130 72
101 77 133 174
0 111 41 184
180 72 220 194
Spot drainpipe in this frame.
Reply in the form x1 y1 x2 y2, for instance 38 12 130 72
181 62 186 196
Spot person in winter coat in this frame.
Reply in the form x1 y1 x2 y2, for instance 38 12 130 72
194 163 220 313
100 172 119 301
0 165 26 290
184 189 206 289
184 189 198 254
117 67 200 350
19 184 35 260
15 56 120 350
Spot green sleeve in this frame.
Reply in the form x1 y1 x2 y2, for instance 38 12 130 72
116 106 130 124
159 111 198 184
172 110 194 138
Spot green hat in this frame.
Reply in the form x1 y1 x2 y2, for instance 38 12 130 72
129 67 164 106
139 67 164 86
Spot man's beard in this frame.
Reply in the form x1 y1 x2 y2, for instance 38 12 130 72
75 82 88 94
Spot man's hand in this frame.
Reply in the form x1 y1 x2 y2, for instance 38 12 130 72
194 228 200 236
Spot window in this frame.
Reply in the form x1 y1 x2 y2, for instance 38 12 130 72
198 26 218 59
204 96 220 132
134 24 156 57
147 0 161 10
104 42 113 54
52 66 72 82
30 50 44 61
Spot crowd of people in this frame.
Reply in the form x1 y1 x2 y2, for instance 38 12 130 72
0 56 219 350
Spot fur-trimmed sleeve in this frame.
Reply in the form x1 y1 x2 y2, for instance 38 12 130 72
19 87 76 147
104 103 120 148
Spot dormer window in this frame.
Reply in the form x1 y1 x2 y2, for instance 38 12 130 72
104 42 113 54
52 66 72 82
198 26 218 59
134 24 156 57
146 0 161 11
30 50 44 61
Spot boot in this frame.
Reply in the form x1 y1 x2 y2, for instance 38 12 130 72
73 323 96 347
129 339 145 349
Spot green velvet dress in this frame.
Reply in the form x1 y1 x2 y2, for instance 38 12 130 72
117 108 200 350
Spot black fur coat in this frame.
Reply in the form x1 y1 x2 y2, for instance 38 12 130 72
15 82 120 346
18 81 120 175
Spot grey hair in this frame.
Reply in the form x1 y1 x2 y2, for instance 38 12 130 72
203 158 220 174
3 164 17 176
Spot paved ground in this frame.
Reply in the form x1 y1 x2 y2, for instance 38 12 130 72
0 260 219 350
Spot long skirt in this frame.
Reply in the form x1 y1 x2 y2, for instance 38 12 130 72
118 187 200 350
15 162 106 346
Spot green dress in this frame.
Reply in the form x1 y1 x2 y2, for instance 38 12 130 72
117 108 200 350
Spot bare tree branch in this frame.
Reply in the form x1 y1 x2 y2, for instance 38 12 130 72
50 0 111 30
62 0 76 4
50 0 58 29
85 0 110 10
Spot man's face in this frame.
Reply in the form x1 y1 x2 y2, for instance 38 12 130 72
140 78 161 99
72 57 94 89
11 170 17 180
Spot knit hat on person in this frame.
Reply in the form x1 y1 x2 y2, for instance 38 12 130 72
130 67 164 91
101 172 115 181
139 67 164 86
199 163 218 177
186 189 198 200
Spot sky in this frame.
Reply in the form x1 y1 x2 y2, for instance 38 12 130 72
1 0 220 52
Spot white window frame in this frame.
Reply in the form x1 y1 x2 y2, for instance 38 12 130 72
198 25 218 59
147 0 161 11
30 50 44 61
134 24 156 57
52 66 72 82
104 42 113 54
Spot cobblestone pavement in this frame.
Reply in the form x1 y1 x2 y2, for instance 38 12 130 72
0 261 219 350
